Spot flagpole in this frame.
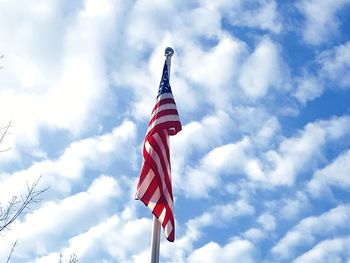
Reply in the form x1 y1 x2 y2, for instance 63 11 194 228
150 216 161 263
150 47 174 263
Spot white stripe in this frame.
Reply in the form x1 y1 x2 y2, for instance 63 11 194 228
164 221 173 238
147 187 161 211
156 93 174 103
147 115 180 135
136 169 155 199
145 140 172 207
163 129 170 146
159 208 166 223
153 133 171 177
145 141 174 213
163 130 172 180
151 103 177 120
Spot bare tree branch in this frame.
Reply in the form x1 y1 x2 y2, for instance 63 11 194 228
0 124 53 262
0 54 3 69
0 176 49 232
58 253 79 263
6 239 18 263
0 121 13 152
69 253 79 263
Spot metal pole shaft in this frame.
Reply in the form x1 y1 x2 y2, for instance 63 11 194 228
150 216 161 263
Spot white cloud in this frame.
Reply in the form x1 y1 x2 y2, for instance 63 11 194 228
125 0 176 50
185 199 254 242
318 41 350 88
294 74 324 104
279 192 310 220
180 2 223 37
242 212 276 242
202 0 283 34
0 120 137 202
179 137 252 198
188 238 257 263
66 217 151 263
228 0 282 33
0 0 129 162
296 0 350 45
308 149 350 197
272 205 350 260
254 117 280 148
258 213 276 232
171 111 237 195
264 122 325 185
179 34 247 108
158 203 255 263
175 114 350 194
230 107 280 142
172 109 281 197
239 37 288 99
292 236 350 263
198 137 251 174
263 116 350 185
176 0 282 36
244 228 266 242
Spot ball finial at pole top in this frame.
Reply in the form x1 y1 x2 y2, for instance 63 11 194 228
165 47 174 58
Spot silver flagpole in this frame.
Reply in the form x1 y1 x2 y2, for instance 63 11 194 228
150 216 161 263
150 47 174 263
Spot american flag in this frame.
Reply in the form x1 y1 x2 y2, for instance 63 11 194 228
135 59 181 242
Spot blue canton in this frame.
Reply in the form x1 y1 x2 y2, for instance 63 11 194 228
158 63 172 97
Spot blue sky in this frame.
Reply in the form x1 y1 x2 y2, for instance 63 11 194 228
0 0 350 262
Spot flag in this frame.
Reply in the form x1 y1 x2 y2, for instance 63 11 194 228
135 59 181 242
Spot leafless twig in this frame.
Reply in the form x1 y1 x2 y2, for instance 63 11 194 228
69 253 79 263
6 239 18 263
0 54 4 69
0 121 13 152
0 176 49 232
58 252 79 263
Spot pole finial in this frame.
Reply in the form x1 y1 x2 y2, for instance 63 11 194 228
164 47 174 58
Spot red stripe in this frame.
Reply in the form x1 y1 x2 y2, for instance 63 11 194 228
162 208 175 242
140 141 175 231
140 175 158 205
159 130 170 171
152 198 164 217
147 134 173 198
155 199 174 226
143 148 165 195
148 109 179 126
137 162 150 189
146 120 182 137
145 151 172 209
152 98 176 114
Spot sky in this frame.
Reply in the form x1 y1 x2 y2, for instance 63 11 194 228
0 0 350 262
